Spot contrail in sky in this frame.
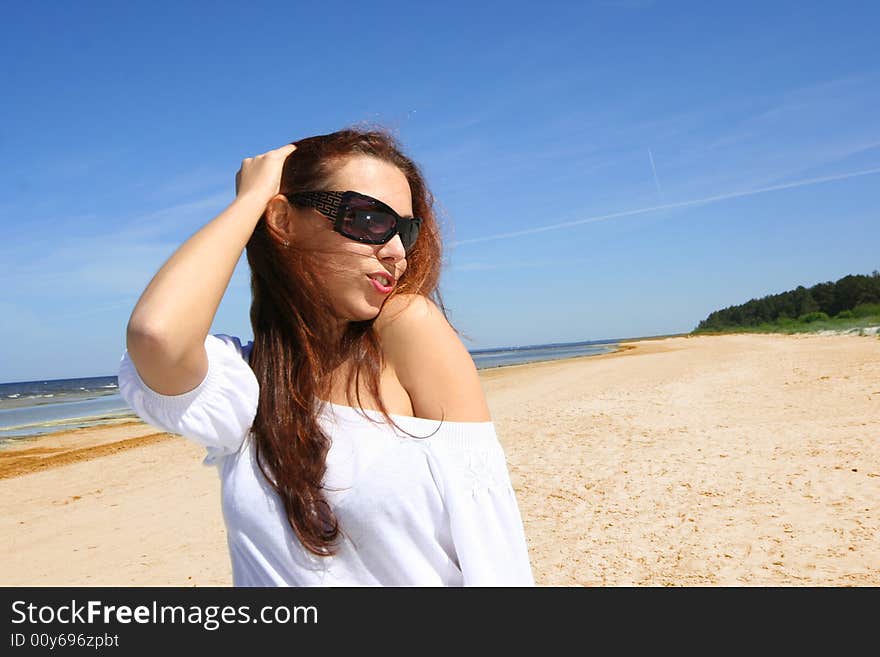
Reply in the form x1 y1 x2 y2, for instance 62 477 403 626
648 149 662 197
451 165 880 246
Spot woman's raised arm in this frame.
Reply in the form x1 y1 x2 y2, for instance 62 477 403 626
125 143 296 395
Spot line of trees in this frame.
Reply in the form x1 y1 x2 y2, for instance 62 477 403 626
695 270 880 331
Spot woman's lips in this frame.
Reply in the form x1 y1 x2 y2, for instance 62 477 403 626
367 275 393 294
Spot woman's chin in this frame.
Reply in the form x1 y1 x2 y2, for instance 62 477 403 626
339 298 383 323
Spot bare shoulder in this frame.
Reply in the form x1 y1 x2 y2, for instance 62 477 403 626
375 293 491 422
374 292 437 329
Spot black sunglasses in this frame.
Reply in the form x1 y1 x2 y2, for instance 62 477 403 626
285 190 422 253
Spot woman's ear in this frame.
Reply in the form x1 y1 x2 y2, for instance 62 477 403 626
264 195 295 243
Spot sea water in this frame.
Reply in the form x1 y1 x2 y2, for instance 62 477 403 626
0 376 132 442
0 338 622 443
469 339 619 370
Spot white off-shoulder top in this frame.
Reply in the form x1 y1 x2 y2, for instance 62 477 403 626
117 334 535 587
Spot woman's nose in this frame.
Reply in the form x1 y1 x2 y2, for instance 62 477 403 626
377 234 406 262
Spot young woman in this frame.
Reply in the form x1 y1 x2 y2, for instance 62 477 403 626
118 127 534 586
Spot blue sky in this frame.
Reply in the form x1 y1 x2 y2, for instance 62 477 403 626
2 1 879 382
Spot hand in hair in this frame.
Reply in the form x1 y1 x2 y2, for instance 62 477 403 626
235 143 298 203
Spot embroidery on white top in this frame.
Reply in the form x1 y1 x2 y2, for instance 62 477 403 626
440 442 510 494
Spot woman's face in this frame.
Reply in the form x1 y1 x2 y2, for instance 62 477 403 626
290 155 413 323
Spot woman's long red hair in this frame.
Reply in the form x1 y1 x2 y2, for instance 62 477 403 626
245 125 447 556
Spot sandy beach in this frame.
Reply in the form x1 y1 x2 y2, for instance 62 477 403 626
2 332 878 586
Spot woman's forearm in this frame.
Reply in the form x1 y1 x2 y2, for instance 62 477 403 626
126 191 267 364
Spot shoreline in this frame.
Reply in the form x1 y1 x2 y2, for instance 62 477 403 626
5 325 869 447
2 329 873 477
0 341 642 477
0 340 636 451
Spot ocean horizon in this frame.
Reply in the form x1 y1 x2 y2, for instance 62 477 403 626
0 334 676 443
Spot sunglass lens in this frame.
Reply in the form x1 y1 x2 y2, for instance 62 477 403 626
399 219 420 251
342 205 396 241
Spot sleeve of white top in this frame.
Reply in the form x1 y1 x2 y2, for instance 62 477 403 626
117 334 259 464
425 422 535 587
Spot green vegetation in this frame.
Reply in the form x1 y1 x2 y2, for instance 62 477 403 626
692 271 880 335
